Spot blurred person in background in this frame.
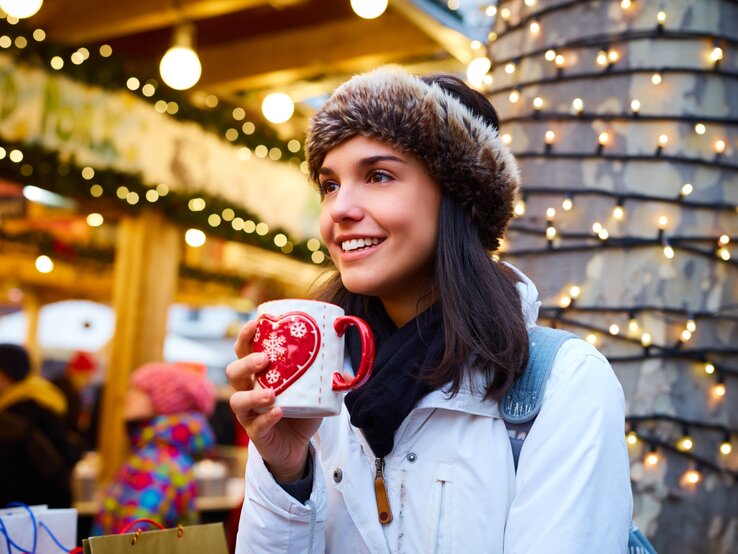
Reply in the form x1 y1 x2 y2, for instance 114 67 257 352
92 361 216 535
0 343 81 508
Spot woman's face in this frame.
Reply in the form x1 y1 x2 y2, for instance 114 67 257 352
319 135 442 314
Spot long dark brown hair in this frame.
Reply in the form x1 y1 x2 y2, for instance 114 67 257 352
312 74 529 400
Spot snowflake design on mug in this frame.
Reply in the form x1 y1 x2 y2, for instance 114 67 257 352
263 332 287 362
289 320 308 338
264 368 281 385
254 327 261 342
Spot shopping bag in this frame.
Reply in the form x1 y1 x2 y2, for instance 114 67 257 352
82 522 228 554
0 504 78 554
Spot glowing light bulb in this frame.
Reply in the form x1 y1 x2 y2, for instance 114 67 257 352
596 50 609 66
505 62 516 74
613 205 625 220
629 318 639 333
694 123 706 135
651 72 662 85
681 329 692 341
714 382 727 397
658 134 669 146
509 90 520 103
514 199 526 216
620 0 632 9
598 131 610 145
572 98 584 113
350 0 388 19
545 130 556 144
719 235 730 246
586 334 598 345
529 20 541 34
546 226 557 239
555 54 565 67
626 431 638 445
715 139 726 154
159 23 201 91
718 248 731 261
641 332 652 346
35 255 53 273
658 216 669 228
533 97 543 110
657 11 666 24
562 197 573 211
681 468 701 486
559 296 572 308
710 47 724 63
546 207 556 219
630 99 640 113
704 362 716 374
678 435 693 451
185 228 206 247
608 50 619 63
720 441 732 455
598 228 609 240
466 56 492 87
502 133 512 145
609 324 620 335
663 244 675 259
645 451 659 466
0 0 43 18
261 92 295 124
569 286 581 299
592 222 602 233
681 183 693 196
545 49 556 61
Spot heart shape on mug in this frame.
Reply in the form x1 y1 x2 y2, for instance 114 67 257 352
253 312 321 396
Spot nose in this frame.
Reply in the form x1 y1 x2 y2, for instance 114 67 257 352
329 183 364 223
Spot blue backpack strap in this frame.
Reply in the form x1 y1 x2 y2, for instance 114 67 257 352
502 326 577 425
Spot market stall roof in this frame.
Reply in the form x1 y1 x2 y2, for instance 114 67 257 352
30 0 484 137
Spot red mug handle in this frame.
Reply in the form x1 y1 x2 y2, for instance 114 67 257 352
331 315 375 391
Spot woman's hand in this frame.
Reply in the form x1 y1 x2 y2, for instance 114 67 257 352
227 320 322 482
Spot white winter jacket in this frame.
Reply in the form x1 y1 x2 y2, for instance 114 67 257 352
236 272 633 553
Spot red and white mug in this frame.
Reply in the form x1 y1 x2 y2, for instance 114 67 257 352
253 299 375 417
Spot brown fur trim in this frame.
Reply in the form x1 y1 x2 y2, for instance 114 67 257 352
305 66 520 250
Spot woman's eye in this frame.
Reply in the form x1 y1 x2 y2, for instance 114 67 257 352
319 181 339 195
368 170 391 183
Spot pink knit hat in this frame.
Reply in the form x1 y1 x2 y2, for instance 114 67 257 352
130 362 216 416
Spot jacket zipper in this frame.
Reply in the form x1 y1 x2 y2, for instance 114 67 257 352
373 457 393 524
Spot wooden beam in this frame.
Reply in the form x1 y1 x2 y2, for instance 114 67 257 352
36 0 305 44
198 12 440 91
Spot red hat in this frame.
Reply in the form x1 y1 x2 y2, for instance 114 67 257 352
130 362 216 416
67 351 97 374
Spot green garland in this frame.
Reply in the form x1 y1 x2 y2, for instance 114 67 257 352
0 138 327 264
0 18 303 161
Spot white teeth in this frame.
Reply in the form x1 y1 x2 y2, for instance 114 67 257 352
341 238 382 252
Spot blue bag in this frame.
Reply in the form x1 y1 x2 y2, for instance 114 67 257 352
502 326 657 554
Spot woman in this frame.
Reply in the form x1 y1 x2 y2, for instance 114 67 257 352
228 67 632 552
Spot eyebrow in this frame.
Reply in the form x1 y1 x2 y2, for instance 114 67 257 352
319 155 406 175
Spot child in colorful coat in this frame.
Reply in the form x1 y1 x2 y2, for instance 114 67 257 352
92 362 216 535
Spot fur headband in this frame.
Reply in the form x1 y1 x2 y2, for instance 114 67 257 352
305 66 520 251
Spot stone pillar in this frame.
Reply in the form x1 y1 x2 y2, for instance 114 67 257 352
487 1 737 551
98 209 181 481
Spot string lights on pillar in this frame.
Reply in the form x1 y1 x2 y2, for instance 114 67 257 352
486 0 738 506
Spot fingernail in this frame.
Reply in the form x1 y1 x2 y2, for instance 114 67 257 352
262 389 273 401
258 352 269 365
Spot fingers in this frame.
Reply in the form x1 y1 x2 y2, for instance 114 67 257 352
234 320 257 359
229 388 276 423
226 351 269 391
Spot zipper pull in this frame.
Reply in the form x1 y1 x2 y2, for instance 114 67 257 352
374 457 393 525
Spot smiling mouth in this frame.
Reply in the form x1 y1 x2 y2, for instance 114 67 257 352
341 237 384 252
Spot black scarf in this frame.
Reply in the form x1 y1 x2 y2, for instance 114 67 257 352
345 298 444 458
